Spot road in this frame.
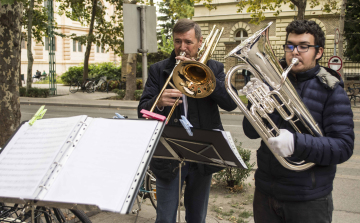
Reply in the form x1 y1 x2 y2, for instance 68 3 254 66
20 105 360 222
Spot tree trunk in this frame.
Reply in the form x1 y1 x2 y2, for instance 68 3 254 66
123 53 137 100
83 0 98 83
292 0 307 20
122 0 138 100
338 0 347 79
26 0 34 91
0 1 23 147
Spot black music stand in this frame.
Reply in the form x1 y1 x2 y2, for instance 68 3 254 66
152 125 247 222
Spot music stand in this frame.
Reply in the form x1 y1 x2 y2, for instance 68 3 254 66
153 125 247 222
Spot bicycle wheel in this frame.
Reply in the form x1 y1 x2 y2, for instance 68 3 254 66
86 82 95 93
69 81 80 93
36 207 91 223
145 170 157 209
0 203 43 223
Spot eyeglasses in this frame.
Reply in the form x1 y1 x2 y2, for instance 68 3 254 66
283 44 319 53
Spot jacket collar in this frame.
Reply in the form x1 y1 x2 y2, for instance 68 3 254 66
289 64 320 82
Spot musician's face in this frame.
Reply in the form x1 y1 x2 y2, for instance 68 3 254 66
285 32 323 74
173 29 203 58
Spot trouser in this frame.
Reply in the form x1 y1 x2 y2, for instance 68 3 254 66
155 162 212 223
253 188 333 223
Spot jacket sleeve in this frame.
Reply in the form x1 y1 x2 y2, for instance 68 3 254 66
137 65 165 118
293 86 354 165
242 102 262 139
208 61 237 111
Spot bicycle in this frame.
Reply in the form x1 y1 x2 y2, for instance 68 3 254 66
93 76 108 93
0 202 91 223
69 78 95 93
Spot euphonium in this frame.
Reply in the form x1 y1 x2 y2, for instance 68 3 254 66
224 22 322 171
149 26 224 122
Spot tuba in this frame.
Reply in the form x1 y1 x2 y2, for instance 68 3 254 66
148 26 224 122
224 22 322 171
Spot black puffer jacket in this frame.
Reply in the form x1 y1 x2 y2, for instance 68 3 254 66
138 51 237 181
243 64 354 201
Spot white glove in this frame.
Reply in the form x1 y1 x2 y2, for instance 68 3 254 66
268 129 294 157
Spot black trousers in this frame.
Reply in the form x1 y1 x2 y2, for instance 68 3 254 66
253 188 333 223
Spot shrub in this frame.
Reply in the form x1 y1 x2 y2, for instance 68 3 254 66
213 142 255 187
112 89 125 99
19 87 50 98
113 89 143 101
136 79 143 90
107 80 120 91
134 90 143 100
61 62 121 85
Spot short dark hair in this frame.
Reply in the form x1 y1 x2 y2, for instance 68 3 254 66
285 20 325 62
173 19 202 41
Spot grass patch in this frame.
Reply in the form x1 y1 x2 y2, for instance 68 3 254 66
239 95 248 104
239 210 253 218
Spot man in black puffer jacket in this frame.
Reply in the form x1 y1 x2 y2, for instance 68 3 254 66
243 20 354 223
138 19 237 223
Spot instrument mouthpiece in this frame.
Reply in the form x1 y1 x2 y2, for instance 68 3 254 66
292 58 299 65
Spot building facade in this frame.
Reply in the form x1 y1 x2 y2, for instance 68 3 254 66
21 1 120 80
193 0 351 88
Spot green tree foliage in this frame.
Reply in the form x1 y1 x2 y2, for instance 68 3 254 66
58 0 124 55
58 0 125 81
22 0 49 43
233 0 340 24
344 0 360 61
157 0 194 42
158 29 174 54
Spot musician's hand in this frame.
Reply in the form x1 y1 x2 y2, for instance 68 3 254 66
157 89 183 109
175 55 197 62
268 129 294 157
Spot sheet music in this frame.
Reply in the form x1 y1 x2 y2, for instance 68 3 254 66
44 118 160 212
222 131 247 169
0 116 86 199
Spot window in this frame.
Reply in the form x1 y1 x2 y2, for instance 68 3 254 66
234 29 248 43
78 41 82 52
45 37 56 51
73 39 76 52
101 44 104 53
96 45 100 53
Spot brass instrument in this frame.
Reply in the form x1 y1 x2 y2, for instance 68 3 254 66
224 22 322 171
149 25 224 122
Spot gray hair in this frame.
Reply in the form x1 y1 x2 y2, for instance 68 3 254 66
173 19 202 41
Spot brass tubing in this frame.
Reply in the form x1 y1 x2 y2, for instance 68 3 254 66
149 52 185 113
198 25 216 57
166 97 181 124
210 28 224 58
198 29 220 65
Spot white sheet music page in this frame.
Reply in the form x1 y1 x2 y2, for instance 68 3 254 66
222 131 247 169
0 116 87 199
44 118 160 212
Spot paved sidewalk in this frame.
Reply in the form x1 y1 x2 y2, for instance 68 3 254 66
23 84 244 114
